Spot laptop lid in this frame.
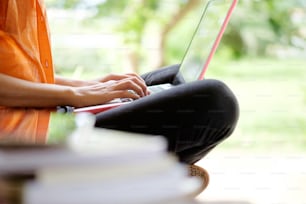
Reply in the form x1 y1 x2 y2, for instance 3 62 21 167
179 0 238 82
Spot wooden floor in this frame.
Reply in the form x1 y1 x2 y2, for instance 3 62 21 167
195 150 306 204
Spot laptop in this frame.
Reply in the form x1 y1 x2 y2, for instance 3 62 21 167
74 0 238 114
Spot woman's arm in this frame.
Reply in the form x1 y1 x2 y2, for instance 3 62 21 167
0 73 75 108
55 73 149 89
55 75 97 87
0 73 148 108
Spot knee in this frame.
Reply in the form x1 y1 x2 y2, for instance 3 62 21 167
209 79 240 133
181 79 239 128
177 80 240 163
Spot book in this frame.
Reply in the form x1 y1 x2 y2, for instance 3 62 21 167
24 164 198 204
0 127 167 177
0 113 200 204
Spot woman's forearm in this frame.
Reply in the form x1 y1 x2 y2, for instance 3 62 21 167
55 75 96 87
0 74 76 108
0 73 149 108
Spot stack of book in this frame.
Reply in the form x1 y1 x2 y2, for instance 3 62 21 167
0 114 200 204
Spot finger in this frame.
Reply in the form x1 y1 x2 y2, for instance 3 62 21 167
98 74 149 96
121 76 148 96
98 74 129 83
126 73 146 84
126 74 149 95
112 80 145 97
108 90 141 100
103 73 141 82
125 89 141 99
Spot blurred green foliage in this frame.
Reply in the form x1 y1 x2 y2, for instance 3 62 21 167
46 0 306 73
206 57 306 152
48 113 76 144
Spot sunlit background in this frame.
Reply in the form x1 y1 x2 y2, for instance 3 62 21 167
46 0 306 203
46 0 306 152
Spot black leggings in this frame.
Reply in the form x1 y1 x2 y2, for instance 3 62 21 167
95 65 239 164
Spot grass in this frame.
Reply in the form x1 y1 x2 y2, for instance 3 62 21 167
206 57 306 152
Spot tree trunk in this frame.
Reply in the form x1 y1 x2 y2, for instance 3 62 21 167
154 0 201 69
125 48 140 73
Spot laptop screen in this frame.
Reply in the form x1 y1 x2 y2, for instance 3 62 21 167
179 0 238 82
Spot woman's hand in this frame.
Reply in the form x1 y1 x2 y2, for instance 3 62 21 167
95 73 150 95
70 74 150 108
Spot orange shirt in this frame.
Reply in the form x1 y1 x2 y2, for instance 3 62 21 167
0 0 54 143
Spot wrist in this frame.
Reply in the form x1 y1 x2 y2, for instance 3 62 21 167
64 87 83 108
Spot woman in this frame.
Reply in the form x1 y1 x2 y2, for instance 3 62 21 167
0 0 239 195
